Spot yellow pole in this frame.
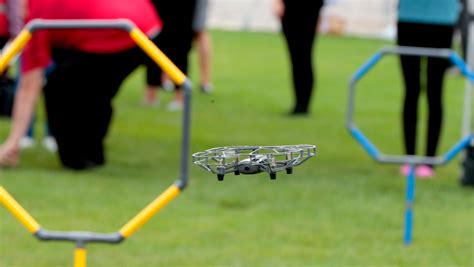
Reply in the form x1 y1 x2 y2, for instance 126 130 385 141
74 248 87 267
0 187 41 233
0 30 32 73
129 28 187 86
119 185 180 238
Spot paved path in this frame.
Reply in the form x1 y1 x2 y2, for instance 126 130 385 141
207 0 397 39
208 0 279 32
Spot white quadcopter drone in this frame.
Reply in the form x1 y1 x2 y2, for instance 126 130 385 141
193 145 316 181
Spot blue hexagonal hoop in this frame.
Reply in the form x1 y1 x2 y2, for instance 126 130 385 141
346 46 473 167
346 46 473 245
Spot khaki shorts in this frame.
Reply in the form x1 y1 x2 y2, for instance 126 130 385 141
193 0 209 32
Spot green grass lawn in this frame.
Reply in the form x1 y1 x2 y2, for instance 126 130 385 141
1 31 473 267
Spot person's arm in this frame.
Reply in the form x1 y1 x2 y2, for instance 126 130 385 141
5 0 24 38
0 69 45 167
272 0 285 18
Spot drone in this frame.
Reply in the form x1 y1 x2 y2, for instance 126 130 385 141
192 145 316 181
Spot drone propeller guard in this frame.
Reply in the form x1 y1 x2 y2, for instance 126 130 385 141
193 145 316 181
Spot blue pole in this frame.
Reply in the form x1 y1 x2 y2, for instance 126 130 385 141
404 164 416 245
351 52 383 82
350 127 381 159
443 135 472 163
449 53 474 83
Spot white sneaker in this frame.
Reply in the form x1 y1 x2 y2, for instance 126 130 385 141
166 100 183 111
19 137 35 149
42 136 58 153
162 80 175 92
200 84 213 94
142 99 160 107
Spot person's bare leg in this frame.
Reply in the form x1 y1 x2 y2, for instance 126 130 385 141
175 89 184 102
196 31 213 93
144 85 159 106
167 89 184 111
161 73 174 91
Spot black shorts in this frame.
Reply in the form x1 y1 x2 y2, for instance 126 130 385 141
45 42 153 170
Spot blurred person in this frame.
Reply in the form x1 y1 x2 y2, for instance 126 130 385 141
0 0 23 48
0 0 22 117
0 0 23 70
18 64 58 153
461 144 474 187
447 0 469 75
143 0 196 110
458 0 468 60
0 0 162 170
459 0 473 187
193 0 213 93
4 0 58 152
156 0 212 97
397 0 462 178
273 0 324 115
318 0 345 36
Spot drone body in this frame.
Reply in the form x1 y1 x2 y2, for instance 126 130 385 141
236 155 266 174
193 145 316 181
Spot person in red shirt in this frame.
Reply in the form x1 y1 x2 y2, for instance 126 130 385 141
0 0 162 170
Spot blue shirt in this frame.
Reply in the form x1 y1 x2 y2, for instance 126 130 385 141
398 0 462 25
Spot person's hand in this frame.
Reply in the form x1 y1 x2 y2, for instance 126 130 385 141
0 69 44 168
272 0 285 18
0 141 19 168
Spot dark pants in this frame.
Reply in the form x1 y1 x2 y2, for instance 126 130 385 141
281 2 322 113
461 146 474 186
146 0 196 87
45 45 149 170
458 0 469 60
397 22 454 157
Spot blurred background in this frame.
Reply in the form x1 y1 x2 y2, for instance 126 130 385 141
207 0 397 38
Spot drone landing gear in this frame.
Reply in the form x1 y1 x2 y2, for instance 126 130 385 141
217 174 225 181
270 173 276 180
286 167 293 174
